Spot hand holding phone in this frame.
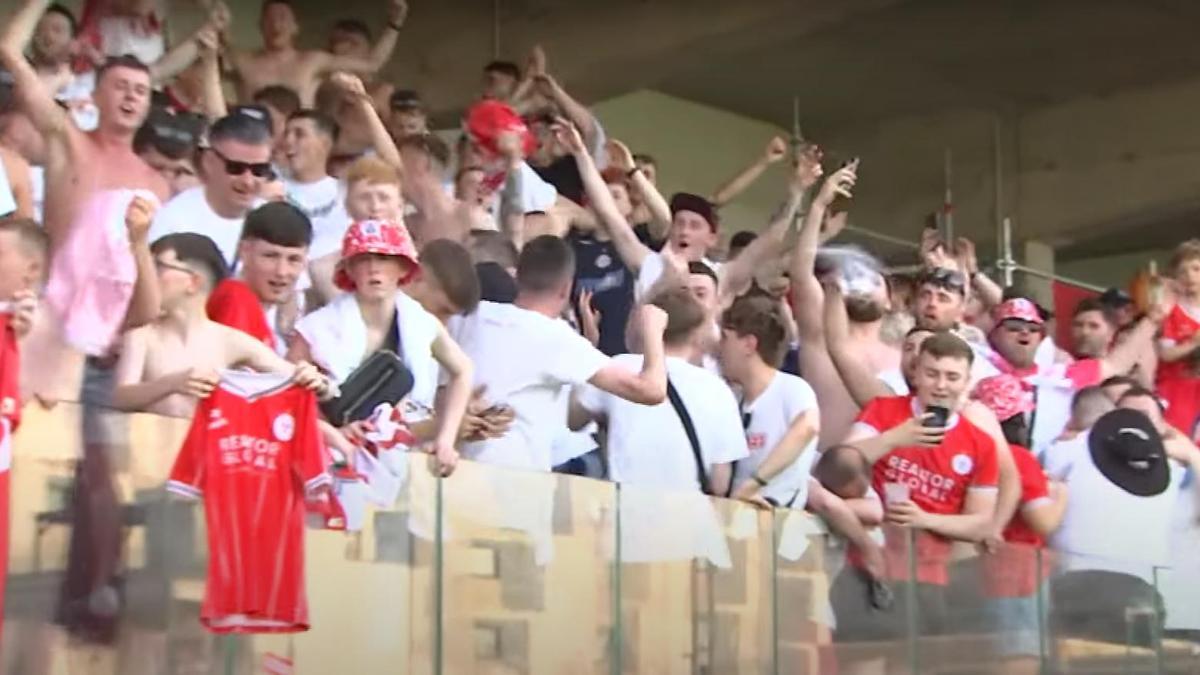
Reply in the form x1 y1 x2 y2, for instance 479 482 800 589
923 405 950 429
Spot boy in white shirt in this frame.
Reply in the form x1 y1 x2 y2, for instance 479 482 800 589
717 294 821 508
570 287 747 494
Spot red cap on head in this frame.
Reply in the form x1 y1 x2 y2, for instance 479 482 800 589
334 220 421 291
992 298 1044 326
465 100 535 159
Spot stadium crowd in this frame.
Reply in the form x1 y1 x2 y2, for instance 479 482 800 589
2 0 1200 672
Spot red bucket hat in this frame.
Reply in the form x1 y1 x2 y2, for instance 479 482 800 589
334 220 421 292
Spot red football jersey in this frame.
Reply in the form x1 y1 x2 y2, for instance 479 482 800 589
850 395 999 585
983 445 1052 598
1158 303 1200 384
168 370 330 634
207 279 276 351
0 313 21 635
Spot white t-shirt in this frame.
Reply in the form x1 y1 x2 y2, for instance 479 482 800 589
97 16 166 65
148 186 258 267
284 176 350 259
737 372 820 507
576 355 748 491
0 157 15 217
29 165 44 222
447 301 610 471
1045 433 1184 583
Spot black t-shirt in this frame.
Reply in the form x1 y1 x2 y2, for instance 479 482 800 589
634 223 665 251
531 156 585 205
568 230 634 356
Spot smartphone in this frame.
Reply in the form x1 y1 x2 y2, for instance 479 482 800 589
924 405 950 429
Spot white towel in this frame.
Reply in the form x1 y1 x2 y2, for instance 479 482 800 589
295 291 441 408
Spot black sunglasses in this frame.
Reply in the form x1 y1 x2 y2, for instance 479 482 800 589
208 147 274 179
919 268 966 295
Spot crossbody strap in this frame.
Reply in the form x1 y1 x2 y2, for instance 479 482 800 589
665 379 710 495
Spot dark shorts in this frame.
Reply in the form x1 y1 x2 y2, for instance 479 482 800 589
1049 570 1164 648
830 566 947 642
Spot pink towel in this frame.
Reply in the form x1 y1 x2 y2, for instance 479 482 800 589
44 189 157 355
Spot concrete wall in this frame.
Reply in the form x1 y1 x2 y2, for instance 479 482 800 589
588 74 1200 288
593 90 792 246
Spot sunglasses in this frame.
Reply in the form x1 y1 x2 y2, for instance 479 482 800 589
999 319 1042 335
208 147 274 179
919 268 966 295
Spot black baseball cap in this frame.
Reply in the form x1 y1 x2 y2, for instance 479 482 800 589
1099 287 1134 309
1088 408 1170 497
389 89 424 111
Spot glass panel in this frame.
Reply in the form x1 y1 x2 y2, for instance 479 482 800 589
701 496 775 674
1043 547 1164 675
772 508 839 675
799 521 918 675
911 540 1047 675
3 404 435 674
3 403 188 675
615 482 736 674
438 459 615 675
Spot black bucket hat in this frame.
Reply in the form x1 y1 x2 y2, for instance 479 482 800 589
1088 408 1170 497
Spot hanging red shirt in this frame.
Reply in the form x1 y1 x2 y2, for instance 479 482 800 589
168 371 330 634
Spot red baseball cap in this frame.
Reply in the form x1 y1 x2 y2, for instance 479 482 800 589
334 220 421 291
992 298 1044 326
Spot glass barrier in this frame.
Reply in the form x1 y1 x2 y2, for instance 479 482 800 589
16 405 1200 674
438 459 615 675
1043 548 1165 675
912 540 1047 675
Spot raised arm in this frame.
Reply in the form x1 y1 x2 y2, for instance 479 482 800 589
1102 313 1161 380
607 139 671 238
122 198 163 330
329 73 401 168
789 161 857 341
195 27 228 120
557 120 652 272
0 0 73 141
719 151 819 308
534 73 599 151
710 136 788 207
315 0 406 76
824 285 897 406
149 4 229 84
587 304 668 405
956 237 1003 309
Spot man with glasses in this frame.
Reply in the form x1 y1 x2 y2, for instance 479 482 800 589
982 297 1163 456
149 107 275 266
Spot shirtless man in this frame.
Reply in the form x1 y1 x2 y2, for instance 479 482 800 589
1 0 169 247
112 232 327 418
227 0 407 106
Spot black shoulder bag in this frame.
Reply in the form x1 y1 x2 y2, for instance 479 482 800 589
665 379 711 495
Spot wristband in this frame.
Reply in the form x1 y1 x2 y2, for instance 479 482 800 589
751 473 769 487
